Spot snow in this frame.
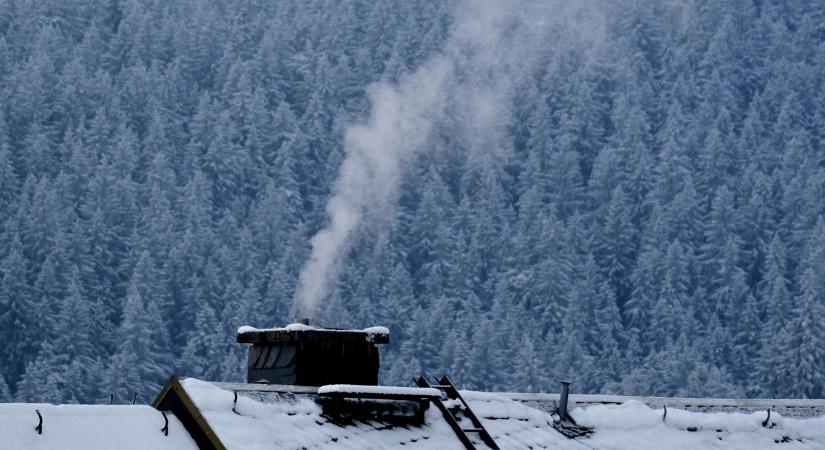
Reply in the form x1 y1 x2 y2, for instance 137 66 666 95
0 403 197 450
174 379 825 450
284 322 315 331
570 400 825 450
458 391 574 449
460 390 825 450
362 326 390 335
238 323 390 342
237 323 390 335
318 384 441 397
180 378 464 450
502 392 825 418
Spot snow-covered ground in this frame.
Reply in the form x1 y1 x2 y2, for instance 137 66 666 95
0 403 197 450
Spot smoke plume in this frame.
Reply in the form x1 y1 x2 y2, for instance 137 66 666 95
292 0 603 317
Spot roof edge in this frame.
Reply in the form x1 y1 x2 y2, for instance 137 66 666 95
153 376 227 450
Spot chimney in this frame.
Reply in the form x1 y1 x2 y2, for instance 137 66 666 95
236 322 389 386
558 380 572 421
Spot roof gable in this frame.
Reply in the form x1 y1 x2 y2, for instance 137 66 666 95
153 377 226 450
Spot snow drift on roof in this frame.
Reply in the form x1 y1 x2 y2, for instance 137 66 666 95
0 403 197 450
181 378 465 450
179 378 825 450
237 324 389 335
318 384 441 398
567 400 825 448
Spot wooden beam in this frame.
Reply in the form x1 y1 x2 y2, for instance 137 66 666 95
153 376 227 450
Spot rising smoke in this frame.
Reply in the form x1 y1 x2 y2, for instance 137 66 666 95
292 0 605 318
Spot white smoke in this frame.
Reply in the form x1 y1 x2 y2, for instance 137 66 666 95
292 57 452 317
292 0 604 318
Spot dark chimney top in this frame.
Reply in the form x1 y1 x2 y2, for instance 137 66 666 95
237 323 389 386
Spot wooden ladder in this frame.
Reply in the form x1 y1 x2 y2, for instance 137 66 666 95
416 375 500 450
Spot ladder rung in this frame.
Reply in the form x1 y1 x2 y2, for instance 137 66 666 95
431 384 453 389
463 428 483 432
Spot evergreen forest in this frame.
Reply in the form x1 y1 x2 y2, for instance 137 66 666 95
1 0 824 403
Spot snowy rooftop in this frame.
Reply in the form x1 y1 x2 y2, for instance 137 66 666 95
236 323 390 344
180 378 463 450
168 378 825 450
0 403 197 450
3 380 823 449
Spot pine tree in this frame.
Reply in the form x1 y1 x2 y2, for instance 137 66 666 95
18 268 104 403
757 234 792 397
0 370 11 402
510 334 547 393
104 252 172 403
181 303 224 381
0 235 36 390
0 0 824 400
777 219 825 398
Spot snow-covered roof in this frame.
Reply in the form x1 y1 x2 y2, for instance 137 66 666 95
164 378 825 450
317 384 442 398
180 378 465 450
4 381 823 450
0 403 197 450
568 400 825 450
501 392 825 418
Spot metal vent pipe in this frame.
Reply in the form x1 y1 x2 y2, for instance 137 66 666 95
558 380 572 421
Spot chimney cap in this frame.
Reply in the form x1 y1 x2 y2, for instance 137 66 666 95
236 324 390 345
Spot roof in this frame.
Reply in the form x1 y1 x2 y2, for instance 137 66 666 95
177 378 465 450
0 403 198 450
500 392 825 418
155 378 825 450
567 400 825 450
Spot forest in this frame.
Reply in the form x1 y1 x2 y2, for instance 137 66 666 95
0 0 824 404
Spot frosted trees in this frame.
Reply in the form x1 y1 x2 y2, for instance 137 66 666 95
181 303 223 381
0 236 35 389
0 371 10 402
0 0 825 402
105 252 172 403
776 219 825 398
17 269 104 403
757 235 792 397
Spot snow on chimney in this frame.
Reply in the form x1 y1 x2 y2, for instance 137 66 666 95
236 322 389 386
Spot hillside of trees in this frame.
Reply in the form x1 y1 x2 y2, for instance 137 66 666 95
1 0 824 404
